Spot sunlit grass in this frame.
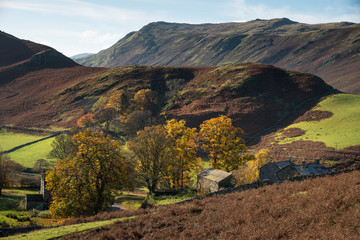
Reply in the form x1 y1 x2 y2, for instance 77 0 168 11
0 132 45 151
277 94 360 149
3 217 134 240
8 137 55 168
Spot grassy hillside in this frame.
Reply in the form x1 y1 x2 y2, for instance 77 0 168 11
76 19 360 94
3 135 55 168
63 170 360 239
276 94 360 149
0 132 45 151
0 131 55 168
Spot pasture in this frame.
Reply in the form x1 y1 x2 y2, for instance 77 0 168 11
277 94 360 149
0 132 45 152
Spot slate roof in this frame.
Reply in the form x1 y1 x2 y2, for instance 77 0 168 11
26 194 44 201
197 168 232 182
272 160 333 175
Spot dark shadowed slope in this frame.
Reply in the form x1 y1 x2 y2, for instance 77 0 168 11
76 18 360 94
0 31 107 127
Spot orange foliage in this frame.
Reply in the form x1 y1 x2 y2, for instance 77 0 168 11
76 113 94 128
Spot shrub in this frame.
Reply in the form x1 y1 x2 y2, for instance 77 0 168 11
38 210 50 218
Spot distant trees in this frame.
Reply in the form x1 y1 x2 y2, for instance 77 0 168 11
32 159 54 173
199 115 247 171
46 129 128 217
75 88 160 137
0 153 25 195
48 133 77 160
133 89 158 112
106 90 130 115
76 113 94 128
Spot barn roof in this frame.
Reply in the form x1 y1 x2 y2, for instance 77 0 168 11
197 168 232 182
267 160 333 175
26 194 44 201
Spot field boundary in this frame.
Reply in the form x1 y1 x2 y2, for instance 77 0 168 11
0 126 67 154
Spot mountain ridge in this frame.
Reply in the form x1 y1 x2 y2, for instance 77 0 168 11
76 18 360 94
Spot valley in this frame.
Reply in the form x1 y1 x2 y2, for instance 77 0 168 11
0 16 359 239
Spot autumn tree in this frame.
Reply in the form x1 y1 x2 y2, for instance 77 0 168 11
32 159 54 173
0 152 10 195
133 89 158 113
233 149 272 185
46 129 127 217
122 110 152 137
164 119 202 189
106 91 130 115
48 133 77 160
93 107 117 133
127 125 173 194
199 115 247 171
77 113 95 128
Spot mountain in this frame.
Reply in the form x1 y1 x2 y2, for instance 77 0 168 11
1 55 336 140
0 31 342 142
71 53 95 60
0 31 106 127
76 18 360 94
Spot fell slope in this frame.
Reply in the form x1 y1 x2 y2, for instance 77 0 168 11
76 18 360 94
38 63 334 138
0 31 106 127
65 170 360 240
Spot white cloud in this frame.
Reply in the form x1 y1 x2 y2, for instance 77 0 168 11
78 30 124 44
0 0 148 22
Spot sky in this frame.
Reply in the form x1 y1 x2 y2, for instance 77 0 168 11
0 0 359 57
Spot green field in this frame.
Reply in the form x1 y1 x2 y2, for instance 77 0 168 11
7 137 55 168
277 94 360 149
0 132 45 151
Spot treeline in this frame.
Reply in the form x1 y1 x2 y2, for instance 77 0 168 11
9 89 268 218
44 89 272 218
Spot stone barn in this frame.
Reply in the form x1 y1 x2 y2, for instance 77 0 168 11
197 168 232 193
260 158 333 183
25 170 51 210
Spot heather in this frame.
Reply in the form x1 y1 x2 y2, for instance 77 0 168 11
64 170 360 239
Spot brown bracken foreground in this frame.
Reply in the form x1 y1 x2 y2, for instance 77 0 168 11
64 170 360 240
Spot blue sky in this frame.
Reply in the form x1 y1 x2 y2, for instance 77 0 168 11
0 0 359 57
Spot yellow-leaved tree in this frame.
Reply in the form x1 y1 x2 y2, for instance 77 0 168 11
233 149 272 185
133 89 158 112
199 115 247 171
165 119 202 189
46 129 127 217
106 90 130 115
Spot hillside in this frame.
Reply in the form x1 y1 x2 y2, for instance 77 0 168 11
76 18 360 94
251 93 360 170
0 31 107 127
2 62 334 138
61 170 360 239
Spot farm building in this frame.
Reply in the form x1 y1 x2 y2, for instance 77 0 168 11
25 171 51 210
197 168 232 192
259 158 333 183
